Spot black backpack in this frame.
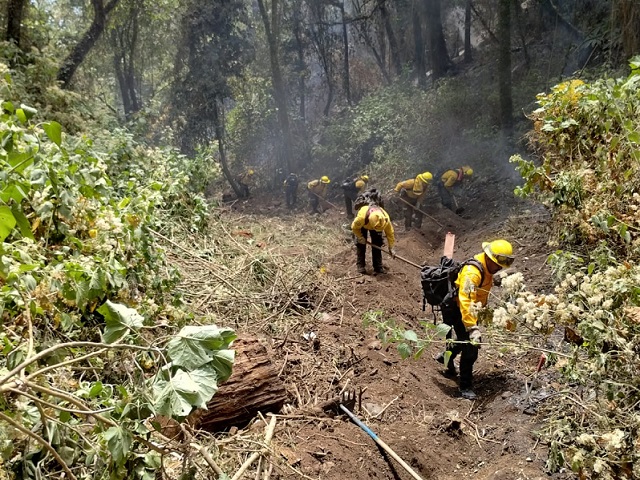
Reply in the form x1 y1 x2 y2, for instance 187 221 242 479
420 256 484 312
354 187 384 210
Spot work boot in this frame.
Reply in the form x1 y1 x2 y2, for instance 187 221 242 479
357 265 366 274
459 389 477 400
373 265 387 275
435 352 457 376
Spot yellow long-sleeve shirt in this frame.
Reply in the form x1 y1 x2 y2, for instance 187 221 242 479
307 179 328 197
455 253 494 329
440 169 464 188
351 205 395 249
394 176 428 199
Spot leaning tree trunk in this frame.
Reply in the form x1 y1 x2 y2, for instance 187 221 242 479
57 0 121 88
191 337 287 432
339 0 351 105
213 98 243 198
6 0 27 47
498 0 513 135
380 1 402 76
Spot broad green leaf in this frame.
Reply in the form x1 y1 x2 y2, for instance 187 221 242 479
435 323 451 339
443 350 452 368
42 121 62 146
152 367 219 418
167 325 236 370
98 300 144 343
7 152 34 174
15 109 27 124
2 101 14 113
397 342 412 359
207 349 235 383
10 206 34 240
0 206 17 241
403 330 418 342
103 426 132 466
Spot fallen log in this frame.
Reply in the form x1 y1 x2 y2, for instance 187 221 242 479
191 337 287 432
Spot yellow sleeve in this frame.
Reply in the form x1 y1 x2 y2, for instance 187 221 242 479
457 265 483 329
351 207 367 240
307 180 316 190
412 178 425 196
394 181 404 192
384 220 395 249
442 171 457 188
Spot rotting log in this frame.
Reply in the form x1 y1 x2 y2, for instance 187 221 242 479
191 337 287 432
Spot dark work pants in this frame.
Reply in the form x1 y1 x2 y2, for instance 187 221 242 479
403 196 422 229
438 182 454 211
343 188 358 219
441 302 478 390
309 191 320 213
285 186 297 208
356 228 383 271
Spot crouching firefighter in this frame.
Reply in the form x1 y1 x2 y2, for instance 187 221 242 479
436 239 514 400
351 204 396 275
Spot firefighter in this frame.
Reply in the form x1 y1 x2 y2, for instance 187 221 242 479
437 166 473 213
394 172 433 230
435 239 515 400
237 169 255 198
283 173 299 209
341 174 370 219
307 176 330 214
351 204 396 275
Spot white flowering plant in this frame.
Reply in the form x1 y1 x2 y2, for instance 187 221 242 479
505 58 640 479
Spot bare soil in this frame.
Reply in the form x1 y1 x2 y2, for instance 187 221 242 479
226 175 574 480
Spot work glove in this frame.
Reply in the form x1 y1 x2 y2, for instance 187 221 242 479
389 248 397 259
355 236 366 245
467 326 482 348
400 188 407 196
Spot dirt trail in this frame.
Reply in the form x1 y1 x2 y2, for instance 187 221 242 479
229 179 571 480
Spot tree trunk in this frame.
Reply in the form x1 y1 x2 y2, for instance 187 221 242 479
512 0 530 68
380 1 402 76
498 0 513 135
412 0 426 87
6 0 27 47
191 337 287 432
464 0 472 63
213 98 243 198
339 0 351 105
257 0 294 173
424 0 450 81
112 33 132 116
292 1 306 122
57 0 121 88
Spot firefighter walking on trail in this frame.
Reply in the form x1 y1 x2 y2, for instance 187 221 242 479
351 204 396 275
435 239 514 400
341 175 369 219
394 172 432 230
437 166 473 213
237 169 255 198
283 173 299 209
307 176 330 214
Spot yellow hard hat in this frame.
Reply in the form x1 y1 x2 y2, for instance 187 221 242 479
361 175 370 182
482 240 514 268
417 172 433 183
248 169 255 175
463 166 473 176
320 175 330 184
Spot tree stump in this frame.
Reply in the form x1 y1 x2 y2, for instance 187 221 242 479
191 337 287 432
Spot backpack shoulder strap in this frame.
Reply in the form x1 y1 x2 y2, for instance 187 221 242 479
462 258 485 287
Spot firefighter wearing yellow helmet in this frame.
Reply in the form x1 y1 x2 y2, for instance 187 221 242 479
435 239 514 400
341 174 371 219
351 204 395 275
437 166 473 214
393 172 432 230
237 168 256 198
307 176 331 214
